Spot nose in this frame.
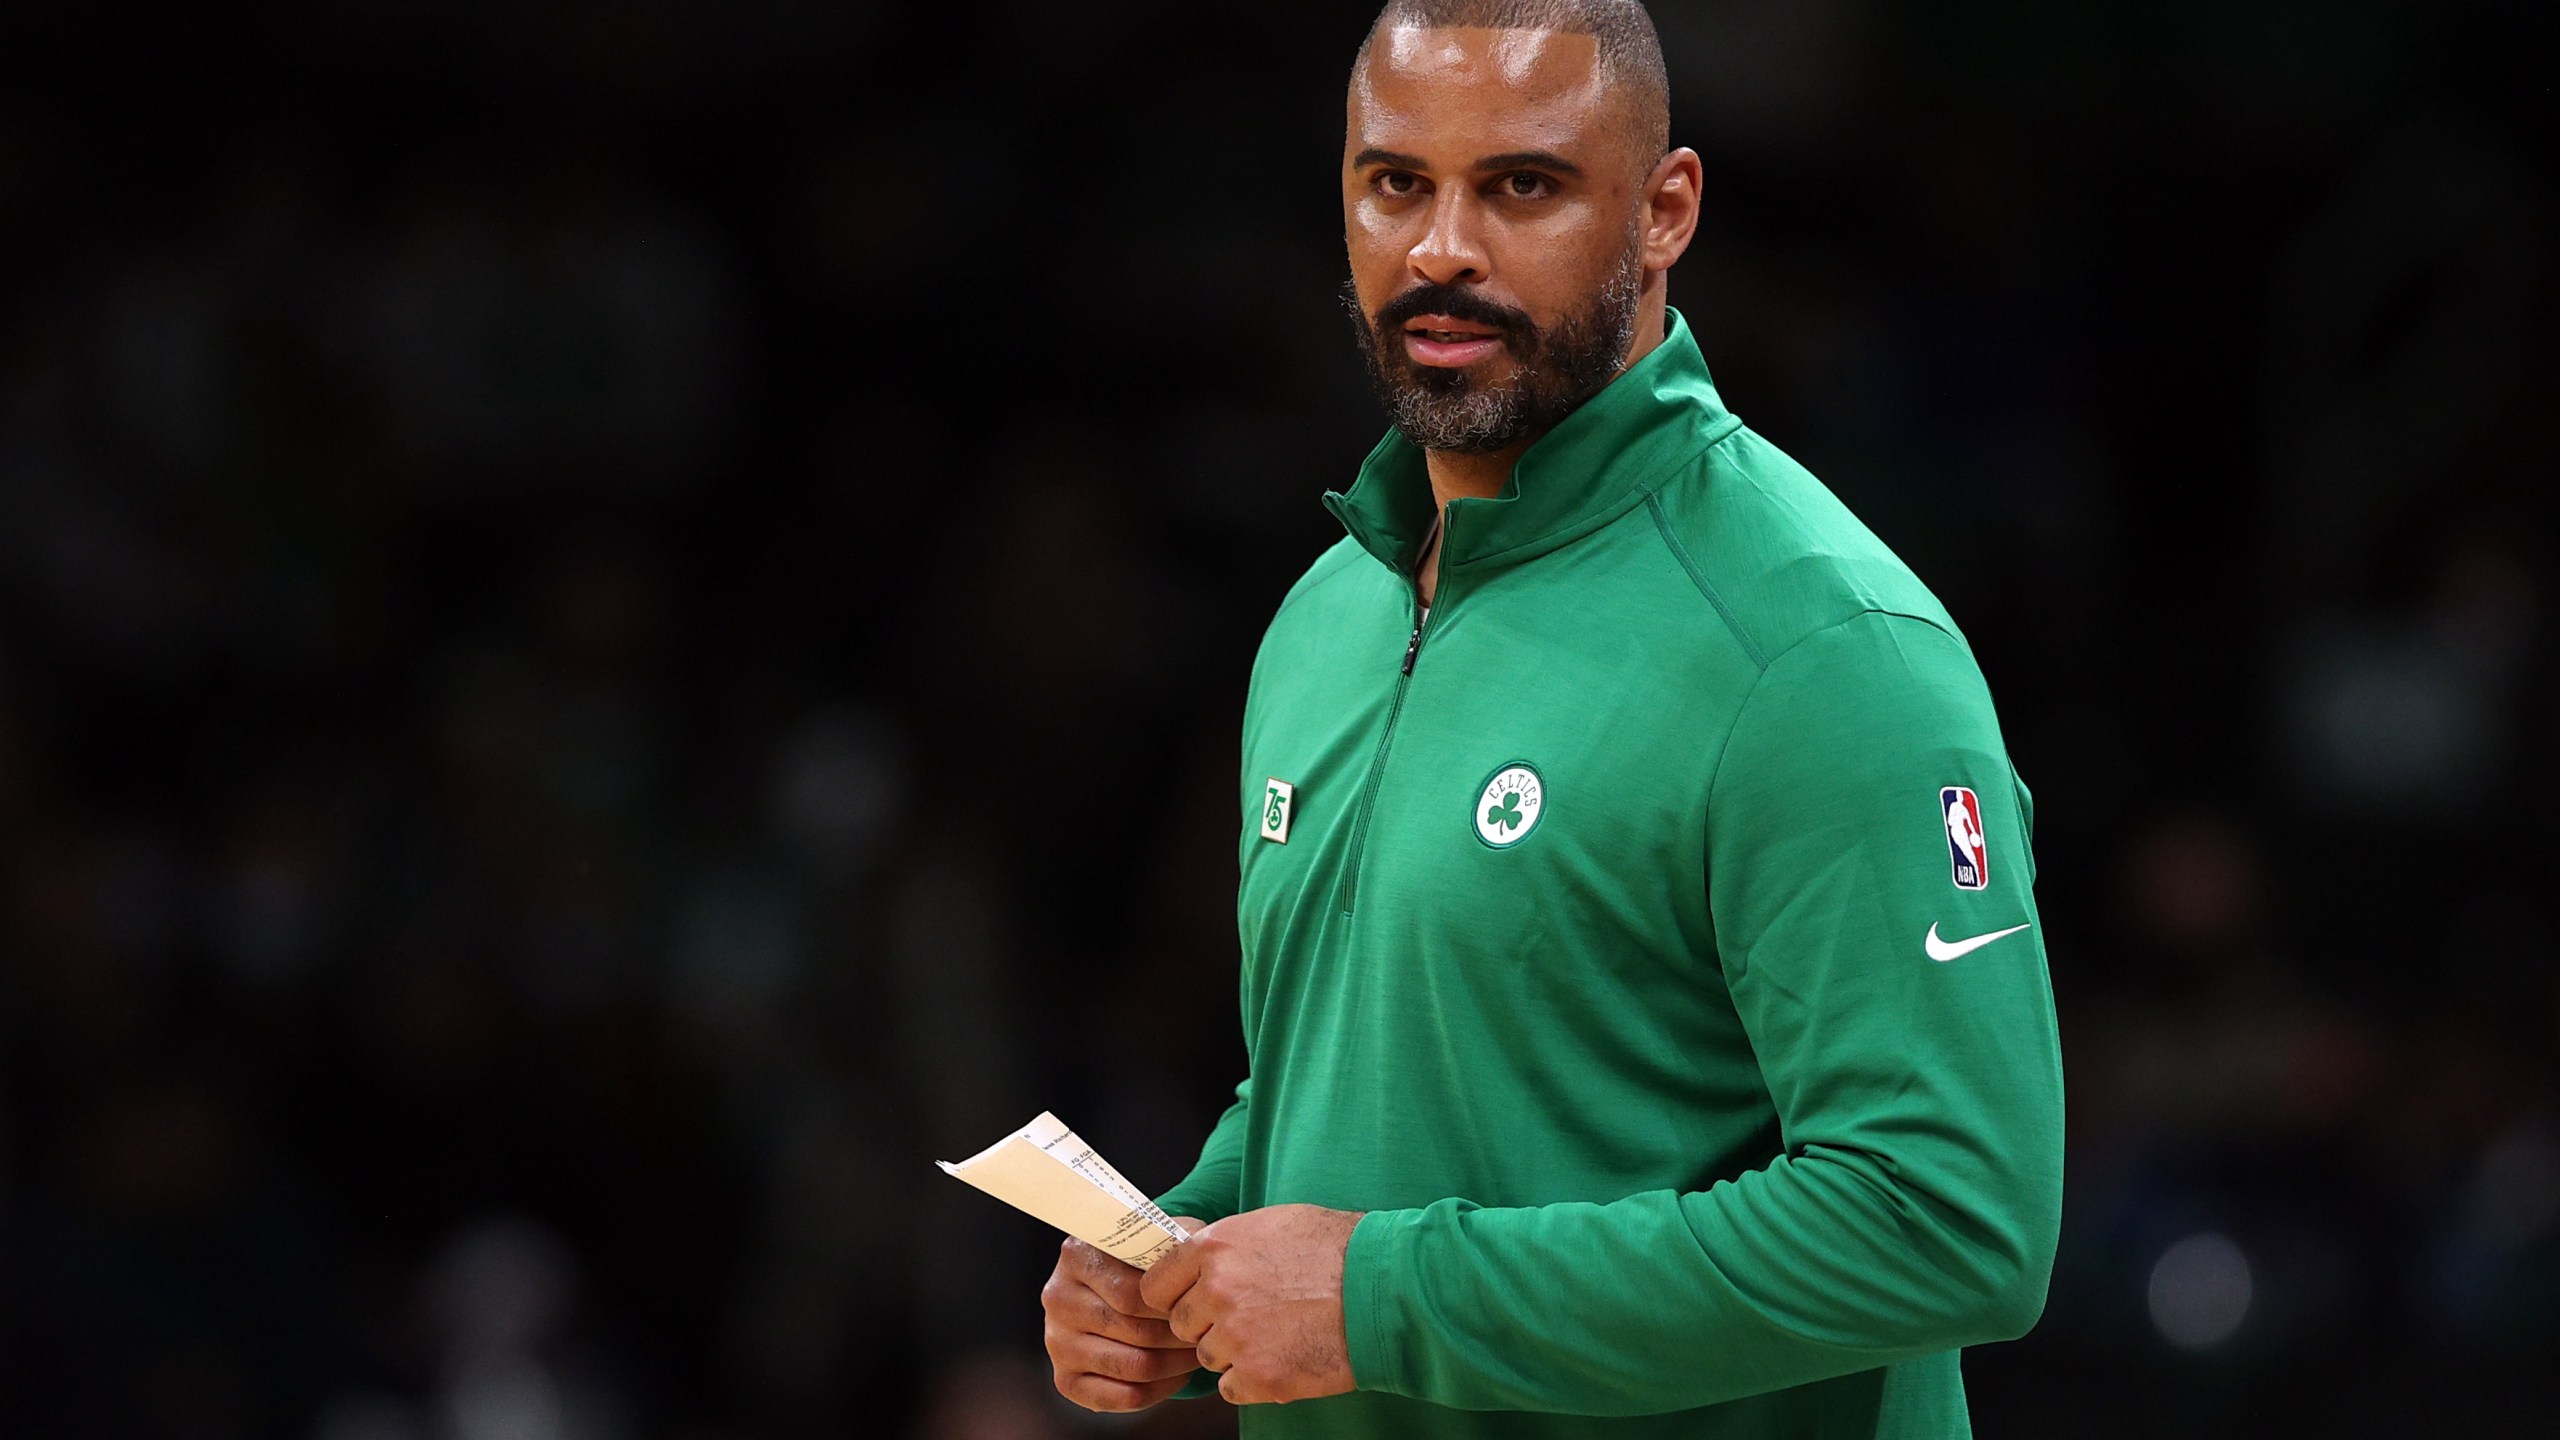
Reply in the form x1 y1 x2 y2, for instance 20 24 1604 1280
1408 187 1488 287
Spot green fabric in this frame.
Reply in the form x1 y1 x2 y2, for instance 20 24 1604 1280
1157 310 2062 1437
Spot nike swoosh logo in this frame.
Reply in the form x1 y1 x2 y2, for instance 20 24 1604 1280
1925 921 2033 962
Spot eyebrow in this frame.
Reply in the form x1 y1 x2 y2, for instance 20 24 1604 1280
1351 147 1431 172
1350 147 1586 178
1475 150 1584 178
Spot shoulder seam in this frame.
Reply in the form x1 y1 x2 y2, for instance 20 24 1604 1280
1757 606 1968 683
1644 488 1769 671
1856 605 1970 654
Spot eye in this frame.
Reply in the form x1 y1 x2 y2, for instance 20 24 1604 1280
1372 170 1424 199
1495 172 1553 199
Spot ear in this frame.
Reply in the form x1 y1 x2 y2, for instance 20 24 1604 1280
1639 147 1703 274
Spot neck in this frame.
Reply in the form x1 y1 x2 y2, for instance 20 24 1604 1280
1422 444 1525 508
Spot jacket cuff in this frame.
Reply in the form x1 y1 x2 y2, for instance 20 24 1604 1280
1342 1206 1425 1396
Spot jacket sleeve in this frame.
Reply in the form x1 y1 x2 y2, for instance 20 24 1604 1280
1154 1077 1252 1225
1341 610 2064 1414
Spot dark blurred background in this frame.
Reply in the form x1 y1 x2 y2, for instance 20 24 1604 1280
2 1 2554 1436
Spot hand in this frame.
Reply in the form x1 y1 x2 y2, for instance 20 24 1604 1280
1040 1218 1205 1412
1138 1204 1363 1406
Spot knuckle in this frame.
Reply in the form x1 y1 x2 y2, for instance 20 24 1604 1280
1090 1292 1129 1335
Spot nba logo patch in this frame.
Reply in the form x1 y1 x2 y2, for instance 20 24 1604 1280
1941 786 1988 890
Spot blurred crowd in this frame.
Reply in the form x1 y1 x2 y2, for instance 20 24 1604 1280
2 1 2554 1437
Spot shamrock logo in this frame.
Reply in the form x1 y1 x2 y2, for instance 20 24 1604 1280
1473 763 1542 848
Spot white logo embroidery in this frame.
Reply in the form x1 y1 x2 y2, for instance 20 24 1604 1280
1259 779 1295 844
1473 763 1544 848
1924 921 2032 963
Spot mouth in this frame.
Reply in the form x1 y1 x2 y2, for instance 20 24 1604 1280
1401 314 1507 368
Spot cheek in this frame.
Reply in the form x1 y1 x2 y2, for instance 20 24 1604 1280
1496 196 1600 253
1344 206 1409 301
1345 200 1407 258
1502 208 1618 308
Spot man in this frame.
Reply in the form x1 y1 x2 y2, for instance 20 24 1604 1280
1038 2 2063 1434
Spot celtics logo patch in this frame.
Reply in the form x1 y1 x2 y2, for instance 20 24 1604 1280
1472 762 1545 849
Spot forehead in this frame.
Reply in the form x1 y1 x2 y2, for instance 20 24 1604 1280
1350 25 1614 158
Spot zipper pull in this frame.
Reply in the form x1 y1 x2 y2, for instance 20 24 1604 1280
1401 619 1423 675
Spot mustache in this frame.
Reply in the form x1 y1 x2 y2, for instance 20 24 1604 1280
1372 284 1534 344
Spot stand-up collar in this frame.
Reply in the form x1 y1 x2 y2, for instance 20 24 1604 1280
1323 307 1741 580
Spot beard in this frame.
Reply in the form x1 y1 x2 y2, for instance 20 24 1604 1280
1344 235 1644 455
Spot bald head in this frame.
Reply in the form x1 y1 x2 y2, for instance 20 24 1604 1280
1357 0 1670 171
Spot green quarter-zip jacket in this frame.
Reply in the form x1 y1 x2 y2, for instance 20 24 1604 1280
1157 309 2063 1438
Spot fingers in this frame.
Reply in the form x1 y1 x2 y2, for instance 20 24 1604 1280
1044 1240 1199 1413
1202 1348 1283 1408
1046 1327 1197 1414
1041 1276 1183 1348
1055 1369 1192 1414
1053 1334 1201 1388
1068 1237 1169 1320
1137 1230 1207 1317
1167 1288 1209 1345
1198 1336 1261 1408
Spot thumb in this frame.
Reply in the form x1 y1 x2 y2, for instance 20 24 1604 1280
1140 1228 1207 1315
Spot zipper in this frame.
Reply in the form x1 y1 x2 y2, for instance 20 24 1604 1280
1337 569 1441 916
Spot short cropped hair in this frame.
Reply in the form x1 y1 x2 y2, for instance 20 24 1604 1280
1360 0 1671 163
